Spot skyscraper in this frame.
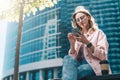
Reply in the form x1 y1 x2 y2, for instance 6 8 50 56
2 0 120 80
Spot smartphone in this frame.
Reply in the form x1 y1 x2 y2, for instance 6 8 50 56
72 27 81 37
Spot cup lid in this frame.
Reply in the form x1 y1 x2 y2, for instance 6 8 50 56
100 60 108 64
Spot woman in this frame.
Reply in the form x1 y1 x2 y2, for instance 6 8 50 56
62 6 110 80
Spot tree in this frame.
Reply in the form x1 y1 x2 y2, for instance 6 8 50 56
0 0 59 22
0 0 60 80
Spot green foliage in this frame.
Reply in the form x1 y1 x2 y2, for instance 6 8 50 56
0 0 60 22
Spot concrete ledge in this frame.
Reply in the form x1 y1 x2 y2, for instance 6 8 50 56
52 74 120 80
19 58 63 72
81 74 120 80
52 78 62 80
2 58 63 78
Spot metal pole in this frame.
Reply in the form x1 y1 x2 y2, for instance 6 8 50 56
13 0 24 80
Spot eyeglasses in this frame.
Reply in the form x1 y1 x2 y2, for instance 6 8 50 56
75 15 86 22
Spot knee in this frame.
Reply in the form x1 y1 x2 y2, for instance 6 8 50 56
63 55 71 60
63 55 78 67
63 55 76 62
63 55 72 64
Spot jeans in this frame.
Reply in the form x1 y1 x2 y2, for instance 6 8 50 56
62 55 95 80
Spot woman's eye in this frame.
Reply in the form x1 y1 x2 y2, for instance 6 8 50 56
80 17 84 19
80 16 85 20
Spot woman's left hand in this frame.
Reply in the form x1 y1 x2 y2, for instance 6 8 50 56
75 33 89 45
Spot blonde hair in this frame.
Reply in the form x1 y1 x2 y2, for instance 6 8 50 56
72 6 98 34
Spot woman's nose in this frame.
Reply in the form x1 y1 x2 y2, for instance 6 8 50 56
79 19 82 22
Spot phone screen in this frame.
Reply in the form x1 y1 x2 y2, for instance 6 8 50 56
72 27 81 37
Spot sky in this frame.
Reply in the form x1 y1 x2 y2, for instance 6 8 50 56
0 21 7 80
0 0 9 79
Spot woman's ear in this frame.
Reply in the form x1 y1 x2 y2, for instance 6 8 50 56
87 15 91 20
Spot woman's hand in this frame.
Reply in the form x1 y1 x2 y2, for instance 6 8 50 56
75 33 89 45
68 33 76 47
68 33 78 58
75 33 95 53
68 33 76 50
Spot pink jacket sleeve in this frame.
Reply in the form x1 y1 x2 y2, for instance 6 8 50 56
92 30 109 60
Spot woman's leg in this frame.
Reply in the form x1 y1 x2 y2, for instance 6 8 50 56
77 64 95 80
62 55 79 80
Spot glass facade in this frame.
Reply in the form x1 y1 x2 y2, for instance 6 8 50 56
2 22 18 75
2 0 120 80
20 72 26 80
89 0 120 74
29 70 39 80
20 7 61 65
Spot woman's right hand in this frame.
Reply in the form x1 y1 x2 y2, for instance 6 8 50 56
68 33 77 58
68 33 76 48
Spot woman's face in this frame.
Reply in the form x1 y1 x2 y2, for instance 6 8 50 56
75 12 90 29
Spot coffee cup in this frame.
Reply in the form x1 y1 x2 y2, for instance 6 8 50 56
100 60 109 75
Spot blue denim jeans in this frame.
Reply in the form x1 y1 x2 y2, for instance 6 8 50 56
62 55 95 80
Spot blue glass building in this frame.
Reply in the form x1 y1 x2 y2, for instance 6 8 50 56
2 0 120 80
